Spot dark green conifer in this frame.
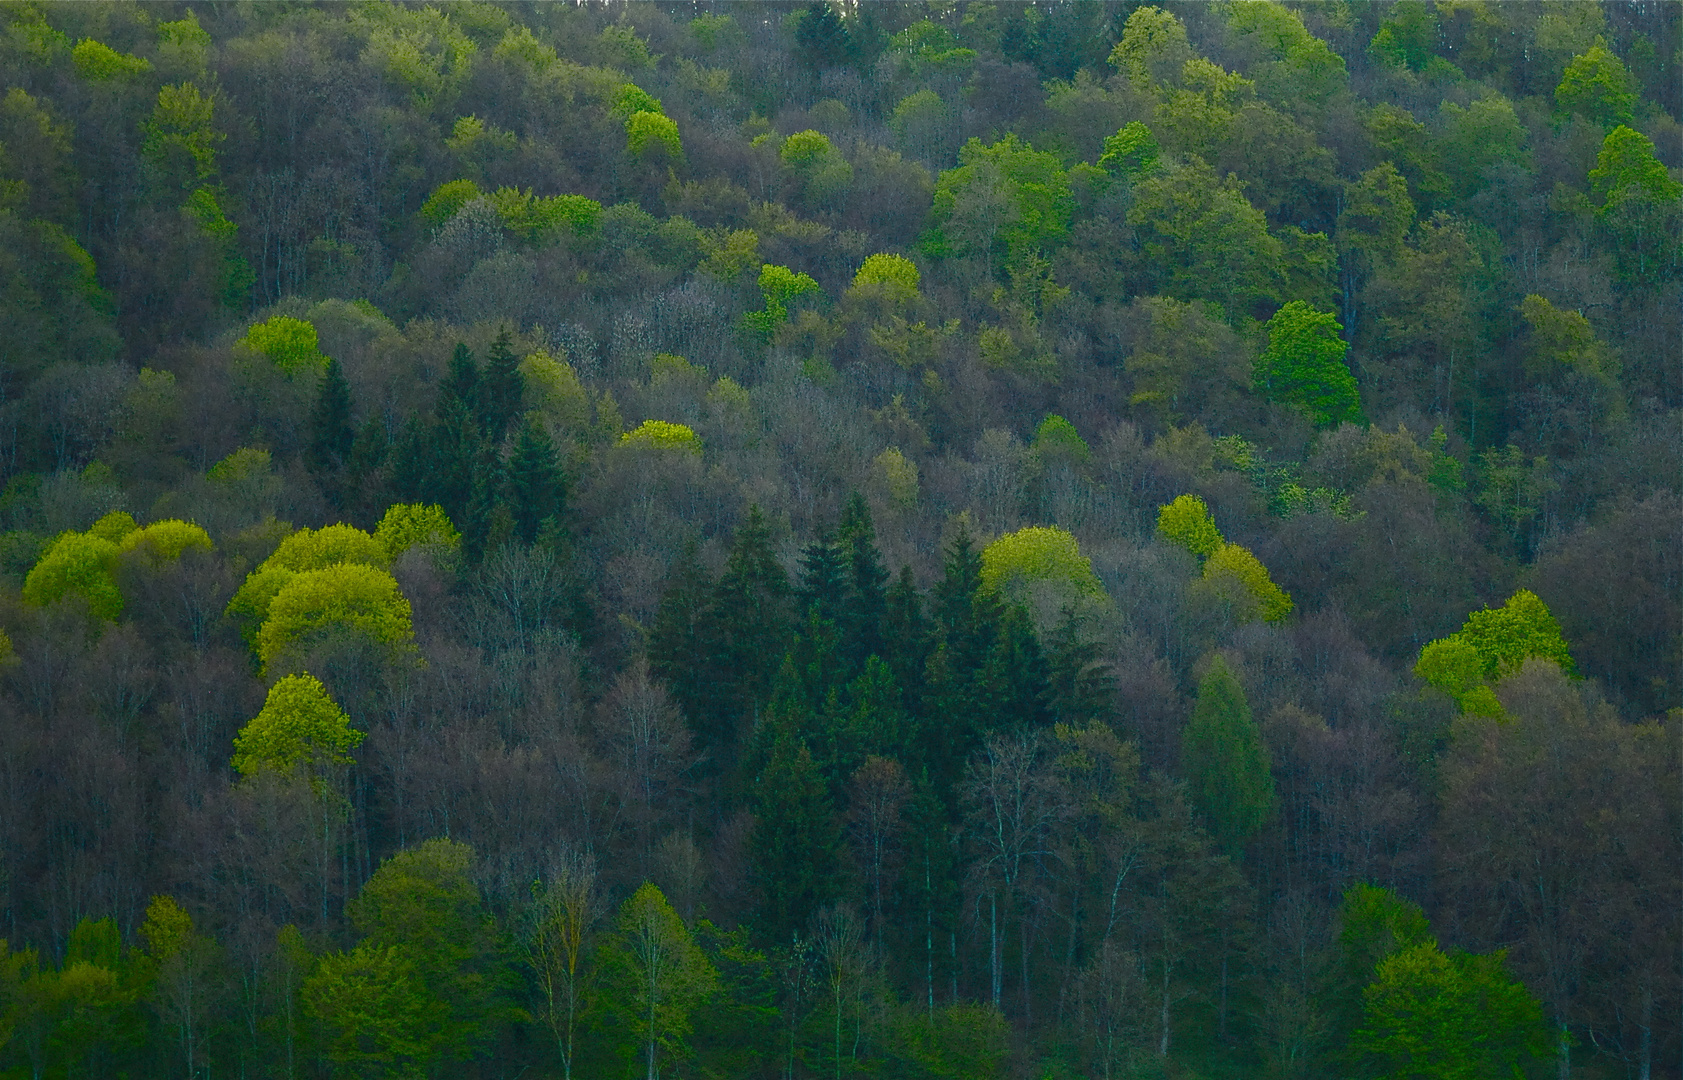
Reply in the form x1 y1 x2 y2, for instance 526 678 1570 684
478 328 524 443
505 418 564 543
751 734 841 943
306 357 354 501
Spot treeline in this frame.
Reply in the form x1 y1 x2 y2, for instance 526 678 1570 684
0 1 1679 1078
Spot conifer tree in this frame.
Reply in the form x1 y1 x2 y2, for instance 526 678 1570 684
478 329 524 443
837 493 888 670
505 418 564 544
649 541 716 745
751 735 842 944
883 564 930 714
1182 657 1276 855
306 357 354 504
796 533 848 628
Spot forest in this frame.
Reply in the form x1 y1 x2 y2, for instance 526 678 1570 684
0 0 1678 1077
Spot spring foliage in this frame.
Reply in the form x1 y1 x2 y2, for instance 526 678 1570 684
1415 589 1574 714
239 315 327 376
231 673 363 776
1156 494 1223 559
256 563 415 673
619 420 701 454
979 526 1103 599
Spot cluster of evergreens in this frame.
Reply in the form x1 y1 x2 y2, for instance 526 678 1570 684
0 1 1678 1077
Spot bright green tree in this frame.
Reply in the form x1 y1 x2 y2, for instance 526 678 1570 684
1098 121 1159 178
850 253 921 303
1255 301 1362 426
22 530 124 619
1202 542 1294 623
927 135 1072 270
780 130 852 208
742 264 822 340
1128 159 1282 319
1156 494 1224 560
1182 656 1276 854
141 83 220 195
619 419 702 454
1415 590 1575 714
626 111 681 162
978 526 1103 601
240 315 327 377
374 504 461 561
1350 943 1552 1080
1555 39 1637 126
256 563 415 674
601 883 718 1080
231 674 364 777
118 520 212 567
1588 125 1683 283
303 943 443 1080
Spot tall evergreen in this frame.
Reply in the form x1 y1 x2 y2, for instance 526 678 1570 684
505 418 565 544
306 357 354 504
750 734 841 944
836 493 888 671
1183 656 1277 856
795 533 848 628
649 541 716 745
478 328 524 443
1045 608 1116 725
707 506 792 765
976 603 1054 732
439 342 479 418
882 565 929 714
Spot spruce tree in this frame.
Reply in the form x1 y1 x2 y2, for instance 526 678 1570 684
836 493 888 672
1182 656 1277 856
439 342 479 418
705 507 792 771
478 328 524 443
1045 608 1116 725
306 357 354 503
649 541 716 745
795 533 848 628
505 418 564 544
882 564 929 714
751 734 841 944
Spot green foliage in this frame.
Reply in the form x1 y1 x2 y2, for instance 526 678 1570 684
1109 6 1194 90
22 529 123 618
619 419 701 454
117 520 212 567
927 135 1072 270
375 504 460 561
419 178 481 227
240 316 328 377
1556 40 1637 125
266 523 388 573
1032 414 1089 463
1350 943 1552 1080
742 263 822 338
304 943 443 1078
1367 1 1438 72
256 563 415 673
1201 542 1294 623
70 39 151 81
626 111 682 161
1255 301 1363 427
598 883 719 1077
1590 125 1682 209
484 187 604 243
1415 590 1574 714
1156 494 1224 560
851 253 920 303
1128 159 1282 319
979 526 1103 599
1588 124 1682 282
752 736 841 942
612 83 662 120
520 349 590 429
231 673 363 777
1183 656 1276 854
1097 121 1158 177
1338 884 1433 983
142 84 221 193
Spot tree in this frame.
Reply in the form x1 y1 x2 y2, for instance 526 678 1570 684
303 943 443 1080
752 736 842 943
374 503 461 561
1182 657 1275 855
139 895 217 1080
231 673 364 777
1588 125 1683 283
348 838 506 1067
1254 301 1362 427
1128 158 1281 320
1415 589 1575 714
505 417 565 543
239 316 326 377
979 526 1104 603
524 848 601 1080
1350 943 1551 1080
1156 494 1223 560
306 357 354 502
1556 40 1637 126
603 883 718 1080
477 329 523 443
256 563 415 674
1199 542 1294 624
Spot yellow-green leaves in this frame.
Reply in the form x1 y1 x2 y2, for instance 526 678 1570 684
23 529 124 619
232 673 364 777
71 39 152 81
619 420 702 454
23 513 211 621
257 563 415 674
1415 589 1575 714
980 526 1103 599
1255 301 1363 428
375 504 461 561
240 315 328 377
1157 495 1293 623
267 523 389 572
851 253 921 304
1556 39 1637 126
1157 494 1223 559
614 83 681 162
1202 542 1294 623
419 178 483 227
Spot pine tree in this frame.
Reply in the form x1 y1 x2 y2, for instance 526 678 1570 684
883 565 929 715
975 603 1052 732
796 533 848 628
1182 657 1277 856
345 414 390 521
751 734 842 944
306 358 354 504
505 418 565 544
1045 608 1116 725
439 342 479 418
478 328 524 443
